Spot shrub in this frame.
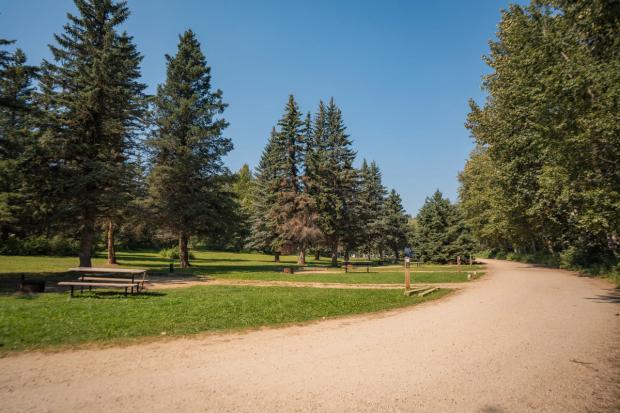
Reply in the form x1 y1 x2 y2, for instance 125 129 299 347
0 235 80 256
159 246 195 260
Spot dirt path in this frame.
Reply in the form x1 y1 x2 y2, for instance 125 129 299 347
1 260 618 412
147 277 470 290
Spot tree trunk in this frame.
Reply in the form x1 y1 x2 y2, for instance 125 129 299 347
179 233 190 268
344 250 350 261
330 243 338 267
394 249 399 260
274 253 280 263
107 220 117 265
78 218 95 268
314 250 320 261
298 250 306 266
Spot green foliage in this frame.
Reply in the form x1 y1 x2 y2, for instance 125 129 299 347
159 246 195 260
380 190 410 258
357 160 387 256
414 191 476 264
305 99 358 263
0 43 37 242
0 235 79 256
251 95 321 263
147 30 233 268
225 164 254 250
247 128 281 255
35 0 146 266
460 0 620 270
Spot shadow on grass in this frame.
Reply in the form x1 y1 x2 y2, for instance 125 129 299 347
66 291 167 299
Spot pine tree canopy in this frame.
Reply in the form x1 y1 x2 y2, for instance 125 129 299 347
36 0 146 266
147 29 233 268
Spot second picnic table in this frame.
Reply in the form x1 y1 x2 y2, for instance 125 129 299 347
58 267 148 297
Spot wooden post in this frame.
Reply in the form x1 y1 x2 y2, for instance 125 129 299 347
404 257 411 290
457 255 461 272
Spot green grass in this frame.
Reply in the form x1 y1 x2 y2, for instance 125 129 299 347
0 250 484 286
217 271 477 284
0 286 450 353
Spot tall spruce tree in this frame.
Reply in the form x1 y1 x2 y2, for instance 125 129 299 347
0 45 37 242
306 98 357 266
148 30 232 268
248 128 282 261
269 95 320 265
357 160 387 258
37 0 145 266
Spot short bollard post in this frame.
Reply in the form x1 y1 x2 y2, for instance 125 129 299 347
404 257 411 290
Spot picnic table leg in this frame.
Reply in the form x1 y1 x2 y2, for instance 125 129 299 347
70 285 74 298
124 287 128 297
366 264 369 273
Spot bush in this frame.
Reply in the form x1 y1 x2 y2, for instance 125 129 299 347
159 246 195 260
0 235 80 256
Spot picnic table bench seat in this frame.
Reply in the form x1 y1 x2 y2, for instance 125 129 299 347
58 281 140 297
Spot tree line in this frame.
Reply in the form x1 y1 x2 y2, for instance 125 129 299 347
3 0 437 267
245 95 412 266
459 0 619 271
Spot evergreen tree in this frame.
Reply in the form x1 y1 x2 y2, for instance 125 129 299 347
269 95 320 265
381 189 409 259
305 98 358 266
0 45 36 241
148 30 233 268
357 160 387 258
415 190 473 263
248 128 281 261
229 163 254 250
36 0 146 266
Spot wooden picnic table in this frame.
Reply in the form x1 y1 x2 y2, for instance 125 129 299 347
342 261 373 273
58 267 148 297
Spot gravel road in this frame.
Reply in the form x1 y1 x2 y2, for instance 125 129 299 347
1 259 618 412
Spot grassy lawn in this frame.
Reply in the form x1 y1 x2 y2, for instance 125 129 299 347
0 250 484 286
216 271 477 284
0 285 450 354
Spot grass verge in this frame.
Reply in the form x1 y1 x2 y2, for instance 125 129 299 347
0 285 450 354
215 271 478 284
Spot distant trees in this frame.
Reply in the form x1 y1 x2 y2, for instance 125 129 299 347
413 191 475 264
0 0 414 266
381 190 409 259
248 97 410 264
459 0 620 269
147 30 233 268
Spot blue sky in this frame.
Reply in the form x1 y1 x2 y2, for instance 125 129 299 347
0 0 518 215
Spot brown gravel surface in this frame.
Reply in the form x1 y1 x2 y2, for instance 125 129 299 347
1 259 618 412
147 277 470 290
